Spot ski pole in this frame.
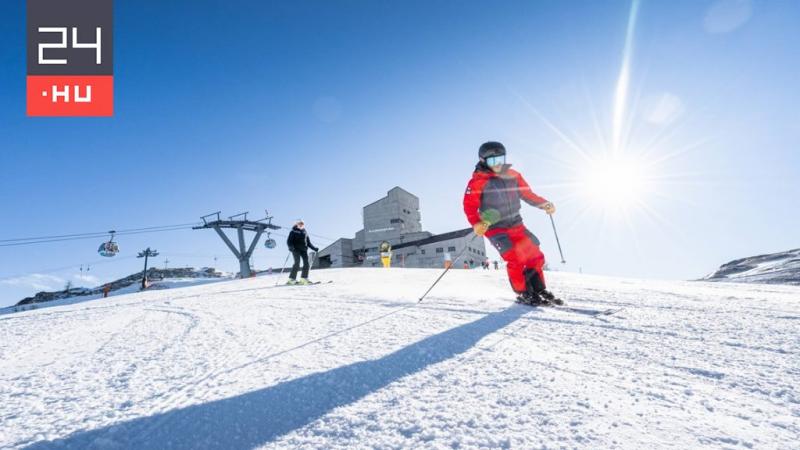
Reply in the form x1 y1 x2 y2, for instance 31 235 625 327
418 233 478 303
275 252 291 286
549 215 566 264
309 251 317 272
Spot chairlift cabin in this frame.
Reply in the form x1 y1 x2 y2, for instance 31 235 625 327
98 231 119 257
264 232 277 249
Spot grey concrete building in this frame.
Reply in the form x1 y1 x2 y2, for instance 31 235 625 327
317 187 487 269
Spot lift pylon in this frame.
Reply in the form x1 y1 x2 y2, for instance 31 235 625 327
193 211 280 278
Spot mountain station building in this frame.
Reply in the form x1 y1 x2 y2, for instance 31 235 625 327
317 187 487 269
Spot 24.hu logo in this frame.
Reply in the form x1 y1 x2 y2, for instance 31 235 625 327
27 0 113 117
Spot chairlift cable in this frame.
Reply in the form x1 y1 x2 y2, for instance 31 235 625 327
0 222 201 244
0 225 195 248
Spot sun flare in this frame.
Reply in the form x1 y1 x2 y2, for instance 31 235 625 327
578 154 650 212
512 0 701 238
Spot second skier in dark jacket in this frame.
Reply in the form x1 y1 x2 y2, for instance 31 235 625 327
286 219 319 285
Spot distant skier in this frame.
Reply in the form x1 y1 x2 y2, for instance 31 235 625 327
286 219 319 285
493 260 499 270
379 241 392 268
463 141 563 305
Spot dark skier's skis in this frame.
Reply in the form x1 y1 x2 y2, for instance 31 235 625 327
273 280 333 288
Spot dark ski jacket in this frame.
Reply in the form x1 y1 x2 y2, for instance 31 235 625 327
463 162 548 230
287 226 318 253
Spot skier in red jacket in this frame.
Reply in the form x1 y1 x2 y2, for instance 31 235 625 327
463 141 563 305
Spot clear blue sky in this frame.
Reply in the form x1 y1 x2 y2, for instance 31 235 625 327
1 0 798 306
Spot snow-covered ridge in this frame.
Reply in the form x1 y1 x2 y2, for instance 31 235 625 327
1 268 798 449
702 248 800 285
3 267 229 315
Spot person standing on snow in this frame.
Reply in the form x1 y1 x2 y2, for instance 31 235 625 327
286 219 319 285
462 141 563 305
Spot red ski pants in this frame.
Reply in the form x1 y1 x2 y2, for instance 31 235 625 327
485 224 546 294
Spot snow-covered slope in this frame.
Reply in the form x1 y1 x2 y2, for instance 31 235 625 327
703 248 800 285
1 268 798 449
3 268 231 316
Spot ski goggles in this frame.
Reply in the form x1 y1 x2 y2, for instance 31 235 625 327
485 155 505 167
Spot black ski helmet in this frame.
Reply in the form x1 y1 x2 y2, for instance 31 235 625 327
478 141 506 160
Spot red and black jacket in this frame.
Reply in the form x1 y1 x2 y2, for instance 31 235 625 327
463 163 548 230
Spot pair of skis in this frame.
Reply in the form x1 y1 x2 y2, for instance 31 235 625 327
516 299 624 317
274 280 333 288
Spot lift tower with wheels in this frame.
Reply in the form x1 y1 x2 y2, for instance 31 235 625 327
193 211 280 278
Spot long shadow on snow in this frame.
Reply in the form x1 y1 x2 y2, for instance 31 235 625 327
27 305 531 450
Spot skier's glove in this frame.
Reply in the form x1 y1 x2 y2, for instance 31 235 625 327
540 202 556 215
473 221 490 236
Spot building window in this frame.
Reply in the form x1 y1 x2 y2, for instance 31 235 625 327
390 218 404 224
448 246 456 252
436 248 443 253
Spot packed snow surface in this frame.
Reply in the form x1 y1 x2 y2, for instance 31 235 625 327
1 268 798 449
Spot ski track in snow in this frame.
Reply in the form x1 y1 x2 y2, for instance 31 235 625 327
1 269 798 449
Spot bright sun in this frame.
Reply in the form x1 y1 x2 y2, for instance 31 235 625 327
578 154 650 211
510 0 700 242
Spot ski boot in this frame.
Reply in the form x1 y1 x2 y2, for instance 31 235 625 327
516 291 550 306
286 279 298 285
298 278 311 285
538 289 564 306
521 269 555 305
